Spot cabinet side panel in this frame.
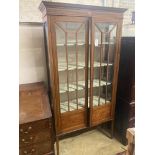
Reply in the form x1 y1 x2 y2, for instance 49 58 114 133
110 19 123 119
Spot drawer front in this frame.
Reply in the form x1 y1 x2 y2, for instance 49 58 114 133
20 119 51 136
20 130 51 147
20 141 54 155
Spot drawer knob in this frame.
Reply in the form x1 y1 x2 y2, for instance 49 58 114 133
20 126 32 134
20 129 23 132
22 137 33 144
23 148 35 154
28 92 32 95
28 126 32 130
22 139 25 142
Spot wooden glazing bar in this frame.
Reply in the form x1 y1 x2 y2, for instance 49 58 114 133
85 21 89 112
95 23 102 33
65 32 70 111
75 23 84 110
105 32 110 104
109 24 116 34
90 18 94 116
98 31 103 106
77 23 84 33
75 32 79 110
56 23 67 33
102 33 106 105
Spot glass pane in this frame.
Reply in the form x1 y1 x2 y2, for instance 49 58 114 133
55 22 86 113
93 23 117 107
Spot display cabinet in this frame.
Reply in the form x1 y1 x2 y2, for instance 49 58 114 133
39 1 126 154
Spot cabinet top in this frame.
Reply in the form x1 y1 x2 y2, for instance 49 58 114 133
39 1 127 17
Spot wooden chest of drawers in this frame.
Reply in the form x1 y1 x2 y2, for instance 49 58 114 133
19 82 55 155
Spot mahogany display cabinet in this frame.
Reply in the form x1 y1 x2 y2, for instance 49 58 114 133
39 1 126 154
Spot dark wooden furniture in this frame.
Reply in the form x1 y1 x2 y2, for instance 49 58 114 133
19 82 55 155
39 1 126 154
115 37 135 145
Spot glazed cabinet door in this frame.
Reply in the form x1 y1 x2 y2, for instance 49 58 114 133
50 16 89 133
90 17 121 126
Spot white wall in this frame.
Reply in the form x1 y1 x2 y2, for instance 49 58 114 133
19 24 47 84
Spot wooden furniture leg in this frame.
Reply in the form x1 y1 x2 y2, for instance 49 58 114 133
56 136 59 155
111 120 114 138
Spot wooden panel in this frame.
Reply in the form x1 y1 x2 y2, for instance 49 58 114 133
19 140 54 155
91 103 112 126
19 82 46 97
61 109 86 133
20 129 51 147
20 119 51 135
20 89 44 97
19 82 52 124
20 96 51 124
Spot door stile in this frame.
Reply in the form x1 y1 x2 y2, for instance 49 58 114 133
89 17 95 127
110 20 123 119
85 19 89 126
98 31 103 106
64 32 70 112
50 16 62 133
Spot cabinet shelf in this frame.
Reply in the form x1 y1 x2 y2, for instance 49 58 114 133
59 83 84 93
60 97 85 113
57 41 114 47
93 61 113 67
58 61 113 71
59 79 111 93
57 42 85 46
92 79 111 87
90 96 110 106
95 42 114 47
60 96 110 113
58 62 85 71
79 79 111 88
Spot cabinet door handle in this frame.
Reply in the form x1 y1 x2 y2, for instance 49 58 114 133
23 148 35 154
20 126 32 134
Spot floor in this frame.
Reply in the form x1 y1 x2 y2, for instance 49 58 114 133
56 129 126 155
